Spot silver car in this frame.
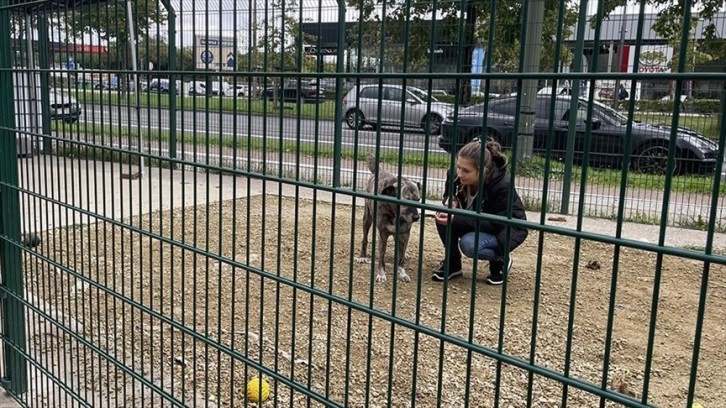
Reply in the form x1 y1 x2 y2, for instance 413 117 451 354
342 84 454 134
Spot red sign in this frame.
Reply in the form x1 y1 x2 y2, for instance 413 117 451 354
638 66 667 73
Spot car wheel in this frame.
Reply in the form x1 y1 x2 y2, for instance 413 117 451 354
423 114 443 134
633 143 679 175
64 117 79 124
345 109 365 130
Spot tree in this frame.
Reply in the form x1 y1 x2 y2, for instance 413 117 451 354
347 0 578 73
63 0 166 44
254 0 316 71
59 0 166 92
600 0 725 44
346 18 406 72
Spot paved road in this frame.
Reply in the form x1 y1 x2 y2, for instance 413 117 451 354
80 104 443 154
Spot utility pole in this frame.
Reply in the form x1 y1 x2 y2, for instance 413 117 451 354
516 0 545 163
612 3 627 109
252 0 259 98
461 0 476 106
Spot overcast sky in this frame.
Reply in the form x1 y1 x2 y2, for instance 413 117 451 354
40 0 705 53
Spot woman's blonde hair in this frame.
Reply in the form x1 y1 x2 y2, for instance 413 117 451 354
457 137 506 183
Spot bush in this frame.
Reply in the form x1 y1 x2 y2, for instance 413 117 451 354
619 98 720 115
691 99 721 114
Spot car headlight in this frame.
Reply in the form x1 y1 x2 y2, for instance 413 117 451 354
684 135 717 152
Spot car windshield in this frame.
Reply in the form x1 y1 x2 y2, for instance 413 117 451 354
592 99 629 125
408 87 440 102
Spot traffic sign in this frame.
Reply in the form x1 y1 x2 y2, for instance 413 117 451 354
200 50 214 64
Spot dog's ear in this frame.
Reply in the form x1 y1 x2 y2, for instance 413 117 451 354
381 183 398 196
416 181 422 192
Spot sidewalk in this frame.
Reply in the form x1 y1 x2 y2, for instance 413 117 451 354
0 392 19 408
49 132 726 226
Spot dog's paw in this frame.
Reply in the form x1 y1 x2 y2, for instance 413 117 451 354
376 268 388 283
355 257 371 264
397 267 411 283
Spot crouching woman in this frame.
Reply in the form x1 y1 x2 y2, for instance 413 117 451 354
432 138 529 284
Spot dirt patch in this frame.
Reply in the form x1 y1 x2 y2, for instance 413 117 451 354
26 195 725 407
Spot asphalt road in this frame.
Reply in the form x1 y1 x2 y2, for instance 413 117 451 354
80 103 444 154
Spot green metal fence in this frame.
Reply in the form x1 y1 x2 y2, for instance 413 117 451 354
1 0 725 406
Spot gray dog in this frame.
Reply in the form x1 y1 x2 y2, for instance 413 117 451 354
355 153 421 283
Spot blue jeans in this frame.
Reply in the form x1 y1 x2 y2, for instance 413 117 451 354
459 232 499 261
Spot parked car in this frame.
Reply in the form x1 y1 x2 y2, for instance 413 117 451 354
342 84 454 134
225 84 249 97
438 95 719 175
262 81 326 103
307 78 355 92
186 81 224 96
49 91 82 124
148 79 180 95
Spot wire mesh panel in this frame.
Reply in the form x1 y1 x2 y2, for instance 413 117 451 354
0 0 725 407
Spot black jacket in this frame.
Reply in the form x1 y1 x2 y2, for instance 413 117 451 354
442 155 529 253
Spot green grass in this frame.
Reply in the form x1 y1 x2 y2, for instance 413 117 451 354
53 121 726 196
515 155 726 195
72 90 339 121
52 121 450 168
72 91 722 140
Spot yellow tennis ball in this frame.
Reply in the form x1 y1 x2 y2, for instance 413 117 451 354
246 377 270 403
692 403 703 408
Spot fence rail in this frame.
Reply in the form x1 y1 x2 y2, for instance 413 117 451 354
1 0 725 407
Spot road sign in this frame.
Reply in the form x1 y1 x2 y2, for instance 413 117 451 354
195 35 236 70
200 50 214 64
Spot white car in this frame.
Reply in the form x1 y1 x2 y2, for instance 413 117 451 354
187 81 225 96
342 84 454 134
49 91 82 123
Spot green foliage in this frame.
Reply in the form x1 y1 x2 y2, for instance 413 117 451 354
251 0 317 72
600 0 725 45
345 0 579 73
623 99 721 115
63 0 166 43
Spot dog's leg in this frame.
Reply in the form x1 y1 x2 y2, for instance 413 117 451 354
396 232 411 282
355 203 373 264
376 231 389 283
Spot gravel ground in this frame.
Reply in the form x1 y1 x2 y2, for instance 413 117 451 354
25 194 725 407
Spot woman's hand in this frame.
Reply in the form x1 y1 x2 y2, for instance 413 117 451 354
434 211 451 225
435 200 457 225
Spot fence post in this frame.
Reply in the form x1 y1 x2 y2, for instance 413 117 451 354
0 2 28 396
516 0 544 164
161 0 177 162
560 0 588 214
332 0 346 187
37 11 52 154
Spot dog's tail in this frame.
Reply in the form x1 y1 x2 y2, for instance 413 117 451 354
365 153 378 174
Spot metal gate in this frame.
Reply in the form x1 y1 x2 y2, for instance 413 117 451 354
1 0 725 406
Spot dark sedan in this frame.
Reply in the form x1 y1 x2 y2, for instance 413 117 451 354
262 81 326 103
438 95 720 175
